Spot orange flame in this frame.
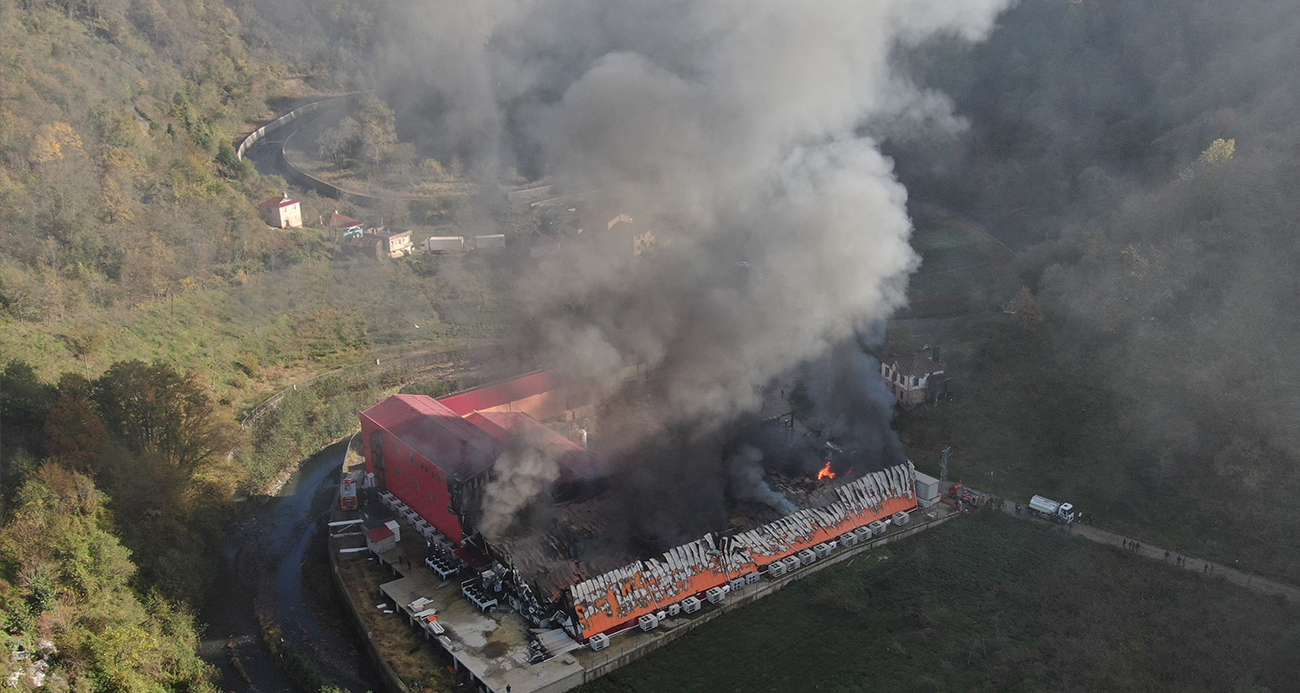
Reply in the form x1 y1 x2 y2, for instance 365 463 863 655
817 461 836 480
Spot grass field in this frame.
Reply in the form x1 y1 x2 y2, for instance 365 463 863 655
903 203 1014 317
892 309 1300 585
578 513 1299 693
0 251 514 412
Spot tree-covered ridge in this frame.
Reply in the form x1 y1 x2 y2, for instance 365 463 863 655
887 0 1300 582
1 464 217 693
0 0 292 321
1 359 237 600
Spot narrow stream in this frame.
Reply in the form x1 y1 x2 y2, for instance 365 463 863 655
199 441 380 692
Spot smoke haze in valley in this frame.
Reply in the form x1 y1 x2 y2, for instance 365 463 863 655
320 0 1010 540
876 0 1300 547
378 0 1015 538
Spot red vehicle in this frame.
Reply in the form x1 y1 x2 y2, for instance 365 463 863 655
340 476 358 510
946 483 988 507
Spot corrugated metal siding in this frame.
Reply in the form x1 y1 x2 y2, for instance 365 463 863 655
569 460 917 637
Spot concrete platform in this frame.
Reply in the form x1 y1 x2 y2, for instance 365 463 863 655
352 501 958 693
374 552 585 693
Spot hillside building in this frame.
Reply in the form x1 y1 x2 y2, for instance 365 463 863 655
357 365 918 645
327 211 363 236
359 369 610 544
881 350 946 406
258 194 303 228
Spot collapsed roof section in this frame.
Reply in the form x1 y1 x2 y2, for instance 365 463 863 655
482 496 638 604
567 460 916 637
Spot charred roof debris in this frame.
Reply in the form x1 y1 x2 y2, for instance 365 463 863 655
357 361 921 654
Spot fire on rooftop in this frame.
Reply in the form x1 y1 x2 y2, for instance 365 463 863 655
355 367 918 646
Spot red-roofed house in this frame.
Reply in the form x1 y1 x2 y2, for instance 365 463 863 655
573 210 655 257
360 395 503 543
257 193 303 228
364 524 397 553
326 211 362 230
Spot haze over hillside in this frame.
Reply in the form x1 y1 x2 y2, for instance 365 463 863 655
2 0 1300 691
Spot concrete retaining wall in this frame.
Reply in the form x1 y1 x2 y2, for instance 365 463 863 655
236 95 359 161
279 125 397 208
329 525 414 693
237 93 398 208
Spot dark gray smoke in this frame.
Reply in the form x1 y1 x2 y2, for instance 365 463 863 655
230 0 1015 543
725 445 797 515
372 0 1016 543
496 0 1010 420
882 0 1300 573
807 341 907 472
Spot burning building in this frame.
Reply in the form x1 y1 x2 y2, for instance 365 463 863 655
358 367 918 644
359 369 613 544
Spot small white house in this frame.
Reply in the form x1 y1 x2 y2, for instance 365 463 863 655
258 193 303 228
364 524 397 554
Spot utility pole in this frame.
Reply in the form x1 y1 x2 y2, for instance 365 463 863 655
940 446 952 483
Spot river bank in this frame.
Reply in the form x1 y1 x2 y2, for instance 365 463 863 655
198 441 381 693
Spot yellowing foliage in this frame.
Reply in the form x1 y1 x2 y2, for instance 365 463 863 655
1198 138 1236 164
29 122 84 164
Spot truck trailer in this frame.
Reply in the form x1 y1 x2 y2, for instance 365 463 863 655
422 236 464 252
1028 495 1075 524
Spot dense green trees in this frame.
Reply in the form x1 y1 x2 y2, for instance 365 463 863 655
92 360 237 478
2 360 238 599
0 464 218 693
0 358 238 689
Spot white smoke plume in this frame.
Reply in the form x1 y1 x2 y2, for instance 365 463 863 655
479 431 564 537
497 0 1013 428
727 445 797 514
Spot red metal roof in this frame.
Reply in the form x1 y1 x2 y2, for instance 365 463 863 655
438 370 568 416
327 212 361 228
361 395 502 479
258 195 299 208
465 411 605 480
364 524 394 542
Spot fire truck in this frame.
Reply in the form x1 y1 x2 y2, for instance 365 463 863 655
946 483 988 507
339 475 358 510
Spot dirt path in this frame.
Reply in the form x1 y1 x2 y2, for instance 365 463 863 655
996 499 1300 603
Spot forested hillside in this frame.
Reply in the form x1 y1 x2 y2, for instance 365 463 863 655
1 0 278 315
889 0 1300 582
0 0 449 688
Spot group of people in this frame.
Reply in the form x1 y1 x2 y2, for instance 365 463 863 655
1164 550 1191 567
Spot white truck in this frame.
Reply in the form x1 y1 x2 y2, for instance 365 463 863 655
422 236 464 252
1028 495 1075 524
